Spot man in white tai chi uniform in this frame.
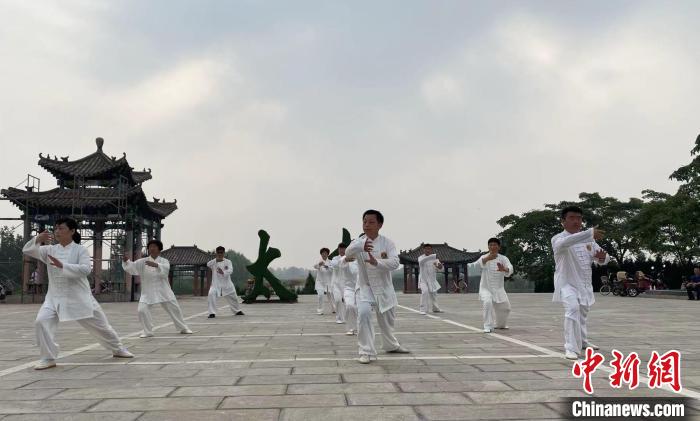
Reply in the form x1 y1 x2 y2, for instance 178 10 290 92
331 243 359 333
123 239 193 338
329 243 349 324
552 205 609 360
417 243 443 315
345 209 409 364
23 217 133 369
206 246 244 318
478 237 513 333
313 247 334 315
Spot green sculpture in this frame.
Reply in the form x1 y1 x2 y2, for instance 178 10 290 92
329 228 352 258
243 230 298 303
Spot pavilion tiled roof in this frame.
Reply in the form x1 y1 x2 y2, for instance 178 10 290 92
399 243 484 264
0 187 177 218
38 138 151 185
160 246 214 266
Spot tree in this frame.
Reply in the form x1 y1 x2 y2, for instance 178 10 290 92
497 208 561 292
301 272 316 294
0 226 24 288
224 249 253 283
632 134 700 265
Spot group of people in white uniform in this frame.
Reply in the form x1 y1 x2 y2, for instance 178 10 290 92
23 205 607 369
23 217 245 370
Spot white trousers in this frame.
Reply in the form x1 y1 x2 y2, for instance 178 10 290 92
35 306 123 361
482 299 511 329
208 289 241 315
333 286 345 323
357 300 401 356
138 300 189 335
343 287 357 331
316 286 334 313
562 294 590 354
419 289 441 313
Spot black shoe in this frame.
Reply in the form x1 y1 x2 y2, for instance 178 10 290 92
208 314 216 318
235 311 245 315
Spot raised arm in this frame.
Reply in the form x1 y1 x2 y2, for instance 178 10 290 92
61 246 92 277
552 229 594 254
22 236 49 264
375 240 400 272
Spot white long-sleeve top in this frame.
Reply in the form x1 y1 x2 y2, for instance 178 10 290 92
122 256 176 304
206 258 236 296
478 254 513 303
22 236 99 322
345 234 400 313
329 256 345 294
313 258 332 293
551 228 610 305
418 253 442 293
330 256 359 290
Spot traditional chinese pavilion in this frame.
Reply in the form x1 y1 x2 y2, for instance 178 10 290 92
399 243 483 293
1 137 177 300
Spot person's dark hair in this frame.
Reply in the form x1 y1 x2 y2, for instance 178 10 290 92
216 246 225 253
320 247 330 255
487 237 501 246
422 243 433 249
338 243 347 249
363 209 384 224
560 205 583 219
54 217 81 244
147 239 164 251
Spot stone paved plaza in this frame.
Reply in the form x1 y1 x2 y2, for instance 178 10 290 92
0 293 699 420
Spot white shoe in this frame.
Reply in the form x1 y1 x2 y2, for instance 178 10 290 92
565 351 579 360
316 310 323 315
180 328 193 334
358 354 371 364
582 342 599 350
335 320 344 324
139 333 154 338
345 330 355 336
34 359 56 370
113 348 134 358
483 328 492 333
419 311 427 315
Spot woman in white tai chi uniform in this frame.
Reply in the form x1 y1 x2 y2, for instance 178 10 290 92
23 217 133 370
345 209 409 364
478 237 513 333
122 239 192 338
206 246 244 318
313 248 334 315
329 243 349 324
418 244 443 315
552 205 609 360
331 243 359 333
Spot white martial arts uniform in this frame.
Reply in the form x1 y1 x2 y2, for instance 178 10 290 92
418 253 442 313
478 254 513 330
345 235 403 357
332 256 358 331
206 258 242 315
123 256 190 335
552 228 609 354
329 256 346 323
23 236 126 361
313 258 333 314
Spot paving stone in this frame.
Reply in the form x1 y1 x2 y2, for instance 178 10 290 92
2 413 142 421
279 406 420 421
220 394 346 409
415 403 561 420
398 381 512 392
287 382 398 394
88 397 223 412
50 386 176 399
0 400 99 415
348 392 472 405
466 389 586 404
136 409 279 421
171 385 286 397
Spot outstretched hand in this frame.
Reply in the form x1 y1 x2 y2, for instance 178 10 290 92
365 253 378 266
593 226 605 240
217 267 224 275
145 261 159 268
496 262 508 272
47 255 63 269
363 239 374 252
37 231 52 244
594 250 607 261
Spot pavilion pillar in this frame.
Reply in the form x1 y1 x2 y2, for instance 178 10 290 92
403 265 408 293
22 217 32 294
155 223 162 241
93 224 104 294
444 265 449 293
168 269 174 288
205 266 212 295
193 267 200 296
124 229 134 299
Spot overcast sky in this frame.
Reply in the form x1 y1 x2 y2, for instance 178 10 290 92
1 0 698 268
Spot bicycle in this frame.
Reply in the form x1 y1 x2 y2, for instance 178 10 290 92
599 275 611 295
